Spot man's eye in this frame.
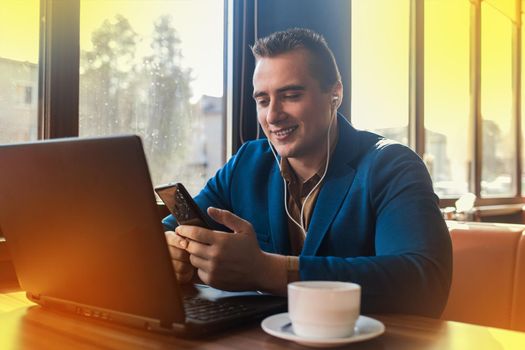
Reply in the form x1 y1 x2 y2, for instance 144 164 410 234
284 94 301 100
256 99 269 106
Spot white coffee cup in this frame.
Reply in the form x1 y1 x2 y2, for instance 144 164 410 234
288 281 361 339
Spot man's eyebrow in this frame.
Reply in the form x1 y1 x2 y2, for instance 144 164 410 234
276 85 306 94
252 91 267 99
252 85 306 99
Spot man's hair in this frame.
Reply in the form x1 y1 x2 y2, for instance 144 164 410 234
251 28 341 92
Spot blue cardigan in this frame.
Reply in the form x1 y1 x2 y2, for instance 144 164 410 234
163 115 452 317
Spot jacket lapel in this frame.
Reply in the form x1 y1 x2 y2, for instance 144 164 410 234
301 116 368 256
267 159 291 254
300 158 356 256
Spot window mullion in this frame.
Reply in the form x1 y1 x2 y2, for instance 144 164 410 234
513 0 522 197
409 0 425 156
39 0 80 139
470 0 482 197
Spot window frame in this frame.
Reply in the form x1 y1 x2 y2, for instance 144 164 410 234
38 0 80 139
408 0 524 207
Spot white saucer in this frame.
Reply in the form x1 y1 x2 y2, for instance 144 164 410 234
261 313 385 348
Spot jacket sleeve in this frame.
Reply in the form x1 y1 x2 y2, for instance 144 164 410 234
299 142 452 317
161 143 249 231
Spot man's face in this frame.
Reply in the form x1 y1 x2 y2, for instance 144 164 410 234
252 49 338 162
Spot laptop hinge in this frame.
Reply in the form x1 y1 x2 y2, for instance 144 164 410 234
26 292 41 301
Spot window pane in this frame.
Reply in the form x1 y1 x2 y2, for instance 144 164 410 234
522 5 525 195
79 0 225 193
485 0 515 22
424 0 470 197
351 0 410 145
0 1 40 143
480 2 516 197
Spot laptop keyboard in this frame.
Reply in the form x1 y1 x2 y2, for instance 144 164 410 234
183 295 257 322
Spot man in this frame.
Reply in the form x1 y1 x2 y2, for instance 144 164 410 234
163 28 452 317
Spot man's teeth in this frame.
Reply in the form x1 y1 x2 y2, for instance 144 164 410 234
274 127 296 137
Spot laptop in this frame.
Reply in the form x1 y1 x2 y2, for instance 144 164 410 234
0 135 286 337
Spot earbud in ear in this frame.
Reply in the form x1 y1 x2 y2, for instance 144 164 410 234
331 96 339 109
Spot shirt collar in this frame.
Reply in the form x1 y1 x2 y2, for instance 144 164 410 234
279 128 339 185
280 157 324 185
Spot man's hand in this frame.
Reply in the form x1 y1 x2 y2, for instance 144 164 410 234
165 231 196 284
175 207 287 294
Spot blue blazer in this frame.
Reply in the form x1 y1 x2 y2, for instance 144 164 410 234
163 114 452 317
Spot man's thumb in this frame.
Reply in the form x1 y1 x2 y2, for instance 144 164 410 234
207 207 252 234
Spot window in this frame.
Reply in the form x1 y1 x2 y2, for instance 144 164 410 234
79 0 225 194
351 0 410 145
480 1 516 197
3 0 524 205
424 0 470 197
351 0 524 204
0 0 40 143
15 84 35 106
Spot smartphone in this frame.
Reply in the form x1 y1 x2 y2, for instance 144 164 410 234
155 183 211 228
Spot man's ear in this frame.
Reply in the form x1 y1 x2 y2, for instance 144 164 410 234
331 95 339 108
331 81 343 109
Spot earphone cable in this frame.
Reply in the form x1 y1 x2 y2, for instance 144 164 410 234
298 113 335 234
267 105 338 236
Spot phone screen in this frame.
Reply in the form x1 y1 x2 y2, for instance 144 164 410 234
155 183 211 228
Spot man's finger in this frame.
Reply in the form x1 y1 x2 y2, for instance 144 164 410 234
167 245 190 262
197 269 210 286
175 225 214 244
185 239 215 260
207 207 251 233
176 269 194 284
165 231 188 249
189 254 211 271
173 260 193 275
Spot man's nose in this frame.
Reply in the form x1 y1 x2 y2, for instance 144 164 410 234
266 100 285 124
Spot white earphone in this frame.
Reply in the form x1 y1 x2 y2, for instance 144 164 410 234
266 94 339 236
332 96 340 110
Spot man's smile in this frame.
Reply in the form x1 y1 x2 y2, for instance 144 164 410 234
270 125 299 140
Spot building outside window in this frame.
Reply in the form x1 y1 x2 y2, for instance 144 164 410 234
0 0 40 144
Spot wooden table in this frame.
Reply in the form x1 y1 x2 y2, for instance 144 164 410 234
1 290 524 350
